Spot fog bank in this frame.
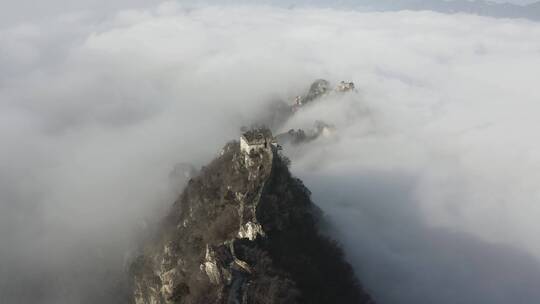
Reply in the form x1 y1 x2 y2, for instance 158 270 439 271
1 3 540 303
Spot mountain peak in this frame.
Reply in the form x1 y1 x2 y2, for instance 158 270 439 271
130 133 373 304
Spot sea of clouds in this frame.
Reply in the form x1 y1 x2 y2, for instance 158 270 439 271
1 2 540 303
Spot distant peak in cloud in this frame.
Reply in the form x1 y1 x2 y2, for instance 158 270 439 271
255 0 540 21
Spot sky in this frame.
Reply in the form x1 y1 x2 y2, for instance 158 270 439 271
1 1 540 304
1 0 539 26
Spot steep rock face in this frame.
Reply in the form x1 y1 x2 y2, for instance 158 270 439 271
130 141 372 304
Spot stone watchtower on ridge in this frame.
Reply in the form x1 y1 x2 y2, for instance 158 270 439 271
240 128 277 155
336 81 355 92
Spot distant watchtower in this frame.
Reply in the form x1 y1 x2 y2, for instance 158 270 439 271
240 128 276 155
336 81 355 92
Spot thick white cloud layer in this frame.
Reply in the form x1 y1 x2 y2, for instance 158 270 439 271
1 3 540 303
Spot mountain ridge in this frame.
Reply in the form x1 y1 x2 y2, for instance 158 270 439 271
130 133 373 303
265 0 540 21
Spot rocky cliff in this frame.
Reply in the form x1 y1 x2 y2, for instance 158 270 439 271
130 133 372 304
